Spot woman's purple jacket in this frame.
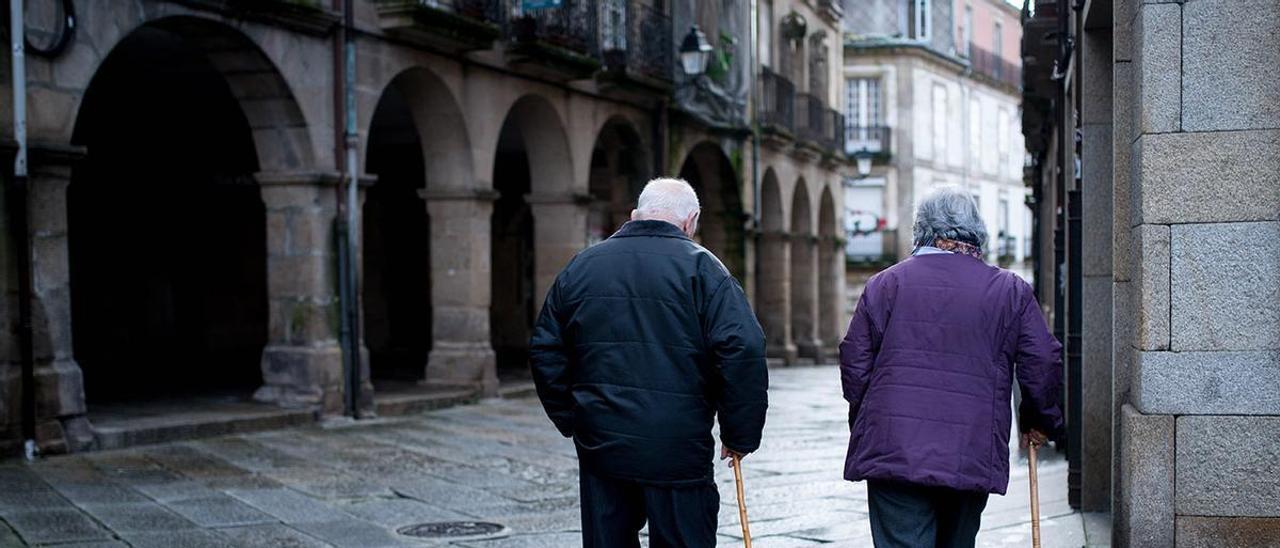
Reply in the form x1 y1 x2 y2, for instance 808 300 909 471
839 253 1063 495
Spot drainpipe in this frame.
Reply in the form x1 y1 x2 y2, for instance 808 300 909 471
334 0 362 418
749 0 761 230
8 0 36 461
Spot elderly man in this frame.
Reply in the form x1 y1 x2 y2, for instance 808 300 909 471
840 187 1063 548
530 177 768 548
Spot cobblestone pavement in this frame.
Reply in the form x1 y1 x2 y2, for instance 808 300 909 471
0 366 1108 547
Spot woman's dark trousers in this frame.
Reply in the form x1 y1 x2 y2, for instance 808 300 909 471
579 469 719 548
867 479 990 548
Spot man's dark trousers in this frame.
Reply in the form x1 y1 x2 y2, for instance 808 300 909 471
867 479 989 548
580 468 719 548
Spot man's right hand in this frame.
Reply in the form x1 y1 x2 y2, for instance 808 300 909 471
721 445 745 467
1020 429 1048 449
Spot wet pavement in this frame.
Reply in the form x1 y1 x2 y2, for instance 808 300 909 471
0 366 1108 547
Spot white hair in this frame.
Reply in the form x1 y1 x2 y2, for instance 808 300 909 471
635 177 701 222
912 185 989 250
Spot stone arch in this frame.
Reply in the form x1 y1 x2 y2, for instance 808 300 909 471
588 116 651 243
791 179 819 359
490 94 578 381
67 18 284 404
71 16 315 172
366 67 474 192
818 184 842 353
677 141 746 278
756 168 795 363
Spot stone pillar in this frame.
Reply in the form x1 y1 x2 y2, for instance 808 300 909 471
818 235 844 360
790 233 820 360
527 193 590 308
421 189 498 396
756 231 796 364
254 172 355 415
25 148 91 453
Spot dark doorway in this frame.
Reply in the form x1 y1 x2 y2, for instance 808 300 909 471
490 119 536 382
363 85 432 384
68 26 266 403
587 121 647 244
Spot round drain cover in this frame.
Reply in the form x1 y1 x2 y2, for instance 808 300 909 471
397 521 508 540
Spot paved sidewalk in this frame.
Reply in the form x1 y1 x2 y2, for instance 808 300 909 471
0 366 1108 547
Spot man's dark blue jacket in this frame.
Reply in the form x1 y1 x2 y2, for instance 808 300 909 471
530 219 768 486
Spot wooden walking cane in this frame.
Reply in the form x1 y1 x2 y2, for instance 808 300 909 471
1028 441 1041 548
732 454 752 548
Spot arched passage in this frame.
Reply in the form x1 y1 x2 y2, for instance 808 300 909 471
677 142 746 278
755 169 795 363
790 180 819 360
588 118 649 243
68 20 279 403
491 95 577 383
362 77 430 384
818 185 842 355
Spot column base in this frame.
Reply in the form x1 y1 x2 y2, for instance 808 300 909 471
796 338 822 361
426 342 498 397
255 344 345 414
766 343 798 366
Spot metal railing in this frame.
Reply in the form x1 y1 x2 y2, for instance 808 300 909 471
795 93 826 144
509 0 598 54
844 125 891 156
760 68 795 132
600 1 673 81
969 42 1021 89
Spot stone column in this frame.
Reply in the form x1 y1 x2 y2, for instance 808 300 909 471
421 189 498 396
757 231 796 364
791 233 820 360
818 235 844 360
527 193 590 308
25 147 91 453
254 172 355 415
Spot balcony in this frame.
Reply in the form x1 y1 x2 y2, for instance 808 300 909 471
969 43 1021 90
599 1 673 84
506 0 601 78
795 94 843 154
373 0 503 53
844 125 891 157
760 68 796 135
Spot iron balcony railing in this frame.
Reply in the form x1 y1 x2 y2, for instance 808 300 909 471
795 94 844 153
969 42 1021 89
600 1 673 81
844 125 891 156
509 0 598 55
760 68 796 132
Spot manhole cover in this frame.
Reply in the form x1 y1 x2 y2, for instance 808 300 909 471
397 521 508 540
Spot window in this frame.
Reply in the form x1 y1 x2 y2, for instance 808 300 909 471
845 77 883 153
601 0 626 51
904 0 931 41
997 108 1010 170
932 83 947 161
760 0 773 68
961 5 972 58
968 97 981 167
993 20 1003 79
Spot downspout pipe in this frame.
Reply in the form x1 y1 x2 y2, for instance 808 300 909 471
334 0 362 418
749 0 761 231
8 0 36 461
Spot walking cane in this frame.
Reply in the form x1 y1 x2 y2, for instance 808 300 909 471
732 454 753 548
1028 441 1041 548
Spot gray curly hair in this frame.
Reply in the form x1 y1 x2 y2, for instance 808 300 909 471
912 186 988 250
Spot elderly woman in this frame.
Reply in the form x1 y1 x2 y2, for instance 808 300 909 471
839 187 1063 548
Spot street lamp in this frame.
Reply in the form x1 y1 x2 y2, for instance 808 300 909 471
854 149 873 177
679 25 713 76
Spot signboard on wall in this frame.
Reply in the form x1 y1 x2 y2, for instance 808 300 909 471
523 0 563 10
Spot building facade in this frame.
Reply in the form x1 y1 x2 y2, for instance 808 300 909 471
1023 0 1280 545
0 0 848 454
841 0 1029 264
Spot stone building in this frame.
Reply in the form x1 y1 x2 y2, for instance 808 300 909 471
0 0 849 454
840 0 1030 264
1023 0 1280 544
